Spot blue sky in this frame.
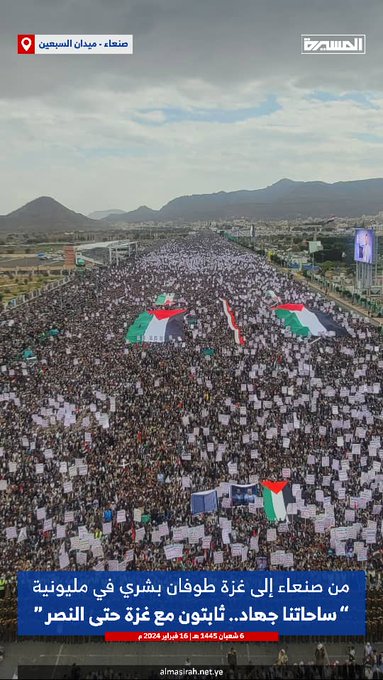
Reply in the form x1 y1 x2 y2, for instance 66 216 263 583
306 91 380 109
136 95 282 126
354 132 383 143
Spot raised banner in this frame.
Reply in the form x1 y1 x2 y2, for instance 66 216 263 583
18 570 365 636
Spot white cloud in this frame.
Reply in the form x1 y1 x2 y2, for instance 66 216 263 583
1 0 383 213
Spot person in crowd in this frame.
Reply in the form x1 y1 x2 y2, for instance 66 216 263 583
0 234 382 637
315 642 328 666
227 646 237 671
276 648 288 665
348 643 356 665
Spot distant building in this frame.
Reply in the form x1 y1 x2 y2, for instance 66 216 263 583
63 245 76 267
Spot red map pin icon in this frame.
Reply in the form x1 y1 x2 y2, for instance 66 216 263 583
17 35 35 54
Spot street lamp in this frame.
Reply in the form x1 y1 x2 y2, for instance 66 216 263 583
308 336 322 403
301 217 335 271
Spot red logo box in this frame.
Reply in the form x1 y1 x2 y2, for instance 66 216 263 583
17 35 35 54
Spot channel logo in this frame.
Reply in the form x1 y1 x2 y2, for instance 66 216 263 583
301 34 366 55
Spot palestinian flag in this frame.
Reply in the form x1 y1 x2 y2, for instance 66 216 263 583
220 298 245 345
261 481 294 522
273 303 348 337
126 309 186 344
155 293 175 306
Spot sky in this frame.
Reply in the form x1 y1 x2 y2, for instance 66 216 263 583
1 0 383 214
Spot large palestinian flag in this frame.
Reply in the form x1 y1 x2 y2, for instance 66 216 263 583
261 481 294 522
220 298 245 345
273 303 348 337
126 309 186 344
155 293 175 306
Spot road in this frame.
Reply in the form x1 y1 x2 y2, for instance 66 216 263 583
0 257 64 270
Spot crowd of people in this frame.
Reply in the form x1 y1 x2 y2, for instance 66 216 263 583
0 233 382 635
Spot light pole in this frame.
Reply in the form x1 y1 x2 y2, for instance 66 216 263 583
308 336 322 403
301 217 335 271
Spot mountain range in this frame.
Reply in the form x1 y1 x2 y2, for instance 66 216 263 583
105 178 383 223
1 178 383 233
88 209 126 220
0 196 98 233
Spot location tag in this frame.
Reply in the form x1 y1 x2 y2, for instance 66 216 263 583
21 37 32 51
17 35 35 54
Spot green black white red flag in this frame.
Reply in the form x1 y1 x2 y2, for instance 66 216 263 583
261 480 295 522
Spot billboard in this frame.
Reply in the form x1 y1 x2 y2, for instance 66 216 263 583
354 229 375 264
308 240 323 254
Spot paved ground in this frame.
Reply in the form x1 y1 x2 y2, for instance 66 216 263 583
292 272 383 328
0 257 46 269
1 640 381 678
0 257 63 270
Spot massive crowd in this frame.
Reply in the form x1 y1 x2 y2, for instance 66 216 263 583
0 233 382 632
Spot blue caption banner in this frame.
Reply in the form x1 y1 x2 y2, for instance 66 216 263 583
18 570 366 636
